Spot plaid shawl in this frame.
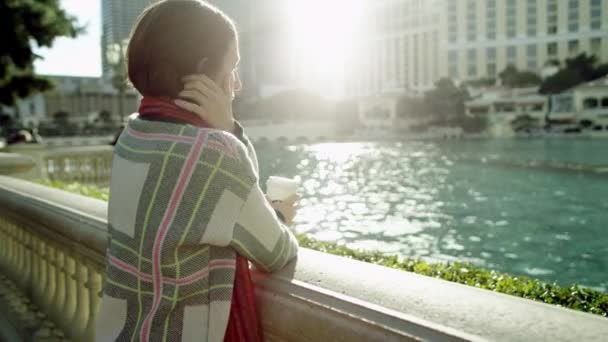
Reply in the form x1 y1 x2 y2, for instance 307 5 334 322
95 114 299 341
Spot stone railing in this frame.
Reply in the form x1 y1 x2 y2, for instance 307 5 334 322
5 145 113 185
1 176 607 341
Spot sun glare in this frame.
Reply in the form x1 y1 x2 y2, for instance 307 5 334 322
287 0 366 91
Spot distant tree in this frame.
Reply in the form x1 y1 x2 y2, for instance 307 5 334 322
424 78 468 122
564 53 606 81
396 96 428 118
98 110 113 124
540 53 608 94
539 69 585 94
498 64 542 88
0 0 80 106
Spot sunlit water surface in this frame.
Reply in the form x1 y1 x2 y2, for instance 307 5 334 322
255 139 608 291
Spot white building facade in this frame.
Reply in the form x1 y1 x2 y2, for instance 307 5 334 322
345 0 608 97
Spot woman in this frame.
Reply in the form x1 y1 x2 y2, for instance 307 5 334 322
95 1 299 341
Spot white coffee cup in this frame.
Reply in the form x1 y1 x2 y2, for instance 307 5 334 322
266 176 298 202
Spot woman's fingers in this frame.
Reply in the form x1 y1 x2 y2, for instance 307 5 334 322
174 99 208 119
178 89 211 106
183 80 220 99
182 74 223 96
283 194 300 210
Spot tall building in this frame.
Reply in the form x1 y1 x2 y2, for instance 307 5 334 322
442 0 608 83
346 0 442 97
346 0 608 97
101 0 158 76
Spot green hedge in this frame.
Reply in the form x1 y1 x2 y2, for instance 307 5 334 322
41 181 608 317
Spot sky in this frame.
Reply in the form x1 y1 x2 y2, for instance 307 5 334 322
34 0 102 77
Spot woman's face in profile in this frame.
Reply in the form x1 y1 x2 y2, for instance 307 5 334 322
218 40 242 99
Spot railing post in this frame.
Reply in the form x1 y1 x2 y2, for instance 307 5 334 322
49 248 66 327
35 238 48 310
0 218 8 272
68 257 90 341
62 249 78 336
84 261 103 341
41 243 57 315
29 235 41 305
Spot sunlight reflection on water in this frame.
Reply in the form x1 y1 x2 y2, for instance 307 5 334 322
256 139 608 291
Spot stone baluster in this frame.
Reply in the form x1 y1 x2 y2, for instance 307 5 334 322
7 221 18 280
49 248 67 326
18 230 33 291
0 222 4 270
29 236 41 305
84 261 103 341
0 218 8 272
61 249 78 336
68 257 90 341
41 244 57 315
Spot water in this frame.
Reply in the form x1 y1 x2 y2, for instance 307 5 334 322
255 139 608 291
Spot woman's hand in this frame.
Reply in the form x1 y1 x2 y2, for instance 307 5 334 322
174 74 235 132
268 194 299 226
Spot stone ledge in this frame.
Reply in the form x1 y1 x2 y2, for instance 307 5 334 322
1 176 608 341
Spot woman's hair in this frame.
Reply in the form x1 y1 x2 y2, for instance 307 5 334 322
127 0 237 97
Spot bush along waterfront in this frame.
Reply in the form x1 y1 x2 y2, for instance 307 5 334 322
41 181 608 317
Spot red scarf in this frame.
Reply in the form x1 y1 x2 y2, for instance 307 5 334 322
139 97 263 342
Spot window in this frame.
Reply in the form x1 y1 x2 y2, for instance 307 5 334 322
547 42 558 56
527 45 536 65
527 45 537 70
527 0 537 36
487 46 497 76
568 0 579 32
591 0 603 30
468 65 477 77
507 0 517 38
568 40 580 54
467 49 476 78
507 46 517 64
547 43 557 57
602 97 608 108
547 0 558 35
467 0 477 41
583 98 599 109
487 47 497 60
486 0 497 39
448 1 458 43
449 51 459 78
487 63 497 77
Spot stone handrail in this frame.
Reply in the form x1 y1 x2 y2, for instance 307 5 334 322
0 176 607 341
0 152 36 176
5 145 113 184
